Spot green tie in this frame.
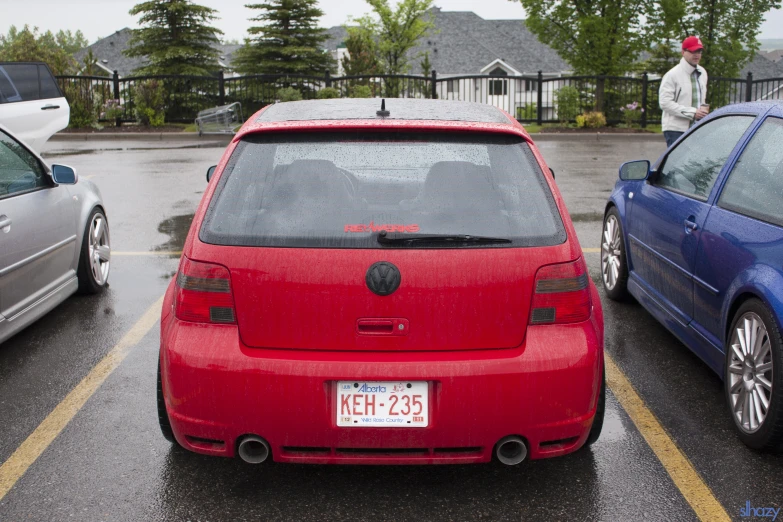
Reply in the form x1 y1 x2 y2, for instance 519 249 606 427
691 71 700 108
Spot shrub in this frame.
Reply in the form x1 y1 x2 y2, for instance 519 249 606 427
554 85 581 123
133 80 166 127
276 87 303 102
317 87 341 99
620 101 643 127
102 99 124 121
576 111 607 128
62 83 98 128
515 103 537 120
349 85 373 98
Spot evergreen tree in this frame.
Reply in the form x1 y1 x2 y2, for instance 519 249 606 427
341 27 380 76
125 0 223 75
233 0 335 76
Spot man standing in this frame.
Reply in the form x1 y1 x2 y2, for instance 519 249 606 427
659 36 709 147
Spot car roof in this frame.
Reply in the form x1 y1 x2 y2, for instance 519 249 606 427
236 99 528 141
710 100 783 118
255 98 514 124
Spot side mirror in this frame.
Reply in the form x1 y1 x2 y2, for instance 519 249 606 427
52 164 78 184
619 160 650 181
206 165 217 182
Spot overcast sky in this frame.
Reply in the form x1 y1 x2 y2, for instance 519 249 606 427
2 0 782 44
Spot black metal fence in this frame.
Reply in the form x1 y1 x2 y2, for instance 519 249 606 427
55 70 782 128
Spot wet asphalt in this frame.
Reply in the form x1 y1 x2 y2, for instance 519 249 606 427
0 135 780 521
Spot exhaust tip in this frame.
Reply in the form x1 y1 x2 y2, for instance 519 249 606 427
237 435 270 464
495 436 528 466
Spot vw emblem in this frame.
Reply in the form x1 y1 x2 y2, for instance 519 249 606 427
366 262 401 296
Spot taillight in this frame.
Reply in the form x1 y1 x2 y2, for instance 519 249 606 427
175 257 236 324
530 259 591 324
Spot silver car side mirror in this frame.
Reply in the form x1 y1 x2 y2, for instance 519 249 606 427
52 164 78 184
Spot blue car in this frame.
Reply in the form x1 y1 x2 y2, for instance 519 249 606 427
603 101 783 450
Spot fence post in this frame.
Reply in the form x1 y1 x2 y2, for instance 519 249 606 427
112 70 121 127
219 69 225 105
745 72 753 102
431 70 437 99
641 72 648 129
325 70 331 88
536 71 543 126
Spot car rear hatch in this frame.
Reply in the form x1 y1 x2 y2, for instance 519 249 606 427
188 131 581 351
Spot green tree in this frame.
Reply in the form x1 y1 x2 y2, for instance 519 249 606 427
351 0 435 98
341 26 380 76
516 0 648 77
0 25 77 75
351 0 435 76
125 0 223 75
649 0 782 79
419 50 431 76
232 0 335 75
55 30 89 55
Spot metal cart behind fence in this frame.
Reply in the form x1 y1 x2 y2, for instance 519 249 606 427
195 102 243 136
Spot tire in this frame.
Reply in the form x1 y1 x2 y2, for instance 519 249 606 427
76 207 110 294
585 365 606 446
601 207 630 301
725 299 783 451
157 359 177 444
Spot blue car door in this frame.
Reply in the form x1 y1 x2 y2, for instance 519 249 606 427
626 115 756 325
692 115 783 371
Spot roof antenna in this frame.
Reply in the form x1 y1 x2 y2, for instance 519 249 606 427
376 98 390 117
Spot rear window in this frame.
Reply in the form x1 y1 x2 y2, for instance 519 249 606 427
200 132 566 248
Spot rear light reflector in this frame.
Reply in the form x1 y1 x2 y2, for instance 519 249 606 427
175 257 236 324
530 259 591 324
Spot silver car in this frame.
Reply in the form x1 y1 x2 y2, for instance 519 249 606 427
0 123 110 344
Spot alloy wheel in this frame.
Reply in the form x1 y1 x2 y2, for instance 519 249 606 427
728 312 774 433
601 215 622 290
89 213 111 286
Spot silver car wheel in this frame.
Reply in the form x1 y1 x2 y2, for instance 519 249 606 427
88 213 111 286
728 312 773 433
601 215 622 290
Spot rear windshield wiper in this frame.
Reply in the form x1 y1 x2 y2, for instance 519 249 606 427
376 231 512 245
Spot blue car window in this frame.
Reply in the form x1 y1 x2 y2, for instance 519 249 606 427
0 130 47 197
655 115 754 200
718 117 783 228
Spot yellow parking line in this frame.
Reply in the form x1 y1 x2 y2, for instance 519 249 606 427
113 251 182 256
0 296 164 502
605 355 730 521
583 247 600 253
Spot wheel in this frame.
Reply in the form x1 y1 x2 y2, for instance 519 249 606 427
725 299 783 450
585 365 605 446
157 359 177 444
76 208 110 294
601 207 629 301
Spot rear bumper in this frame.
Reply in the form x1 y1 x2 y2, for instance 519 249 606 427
160 296 603 465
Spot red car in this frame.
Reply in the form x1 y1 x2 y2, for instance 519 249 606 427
158 98 605 465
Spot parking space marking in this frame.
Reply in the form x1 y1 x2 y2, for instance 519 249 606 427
605 355 730 521
0 296 164 502
113 251 182 256
583 248 600 253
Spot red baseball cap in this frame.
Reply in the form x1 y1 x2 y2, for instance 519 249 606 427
682 36 704 52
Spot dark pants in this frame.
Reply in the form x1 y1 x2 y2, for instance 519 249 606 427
664 131 684 147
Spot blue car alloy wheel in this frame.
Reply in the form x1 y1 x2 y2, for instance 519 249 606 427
725 299 783 450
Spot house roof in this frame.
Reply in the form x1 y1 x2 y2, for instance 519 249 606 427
740 53 783 80
73 28 145 77
322 9 569 76
73 29 240 77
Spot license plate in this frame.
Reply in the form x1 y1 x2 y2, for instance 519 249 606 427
336 381 428 427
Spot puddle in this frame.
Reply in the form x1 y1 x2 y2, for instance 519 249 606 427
154 213 195 256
